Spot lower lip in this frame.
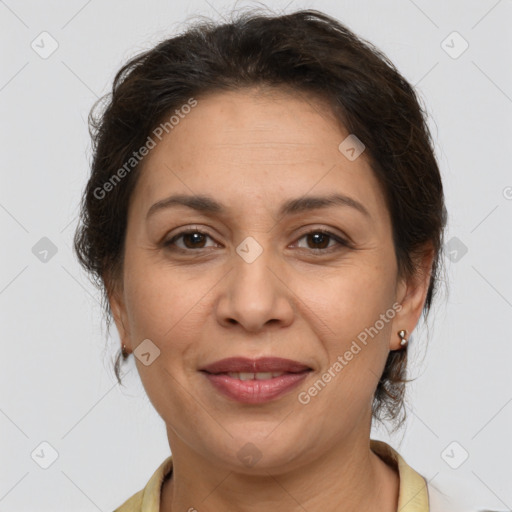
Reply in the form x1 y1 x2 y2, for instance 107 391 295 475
202 372 310 403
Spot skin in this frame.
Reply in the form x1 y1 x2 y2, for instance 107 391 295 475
108 87 434 512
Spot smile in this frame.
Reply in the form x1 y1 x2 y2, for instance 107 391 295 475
202 370 311 403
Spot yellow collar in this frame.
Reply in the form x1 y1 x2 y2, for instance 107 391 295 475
114 439 429 511
370 439 429 511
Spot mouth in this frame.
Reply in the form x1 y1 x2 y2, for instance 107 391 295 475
216 371 304 380
199 357 313 403
199 356 313 374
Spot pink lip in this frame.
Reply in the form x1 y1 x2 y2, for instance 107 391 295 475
199 356 311 374
203 372 310 403
200 357 312 403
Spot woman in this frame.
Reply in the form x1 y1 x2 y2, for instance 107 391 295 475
73 8 481 512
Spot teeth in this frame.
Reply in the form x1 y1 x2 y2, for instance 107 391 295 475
255 372 273 380
226 371 286 380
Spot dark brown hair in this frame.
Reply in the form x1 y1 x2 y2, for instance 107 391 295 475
73 8 447 432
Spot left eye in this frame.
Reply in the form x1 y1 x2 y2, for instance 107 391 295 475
294 230 347 251
164 229 348 252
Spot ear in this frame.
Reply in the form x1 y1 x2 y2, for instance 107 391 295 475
105 278 132 353
390 244 435 351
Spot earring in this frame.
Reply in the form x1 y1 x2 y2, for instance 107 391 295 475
122 344 130 357
398 329 408 348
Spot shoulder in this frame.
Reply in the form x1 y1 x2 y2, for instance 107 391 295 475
427 476 500 512
428 480 466 512
113 489 143 512
370 439 497 512
112 455 173 512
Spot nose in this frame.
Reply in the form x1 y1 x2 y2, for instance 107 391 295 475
215 245 295 333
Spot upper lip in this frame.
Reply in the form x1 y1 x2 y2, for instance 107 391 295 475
200 357 312 374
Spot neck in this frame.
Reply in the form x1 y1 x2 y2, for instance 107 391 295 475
160 434 399 512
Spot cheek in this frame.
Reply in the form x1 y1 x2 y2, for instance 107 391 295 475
295 260 396 400
298 258 396 338
123 248 185 332
122 266 203 423
123 259 217 361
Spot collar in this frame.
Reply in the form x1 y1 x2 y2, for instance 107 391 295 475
122 439 429 511
370 439 429 511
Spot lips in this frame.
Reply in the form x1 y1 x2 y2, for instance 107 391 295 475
200 357 313 403
199 357 312 375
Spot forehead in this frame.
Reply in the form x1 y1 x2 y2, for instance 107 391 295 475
131 87 386 221
148 87 346 162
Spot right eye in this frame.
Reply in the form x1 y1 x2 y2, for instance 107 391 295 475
163 229 218 251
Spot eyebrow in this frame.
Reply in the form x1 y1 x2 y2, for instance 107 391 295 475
146 193 371 220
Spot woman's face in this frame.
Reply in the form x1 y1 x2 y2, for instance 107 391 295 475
109 87 429 472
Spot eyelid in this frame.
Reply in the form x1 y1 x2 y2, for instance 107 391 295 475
164 225 217 244
292 225 352 245
164 224 352 253
290 229 351 252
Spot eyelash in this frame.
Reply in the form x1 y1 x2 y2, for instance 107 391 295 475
163 227 351 254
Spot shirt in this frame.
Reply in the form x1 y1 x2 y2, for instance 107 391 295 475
112 439 474 511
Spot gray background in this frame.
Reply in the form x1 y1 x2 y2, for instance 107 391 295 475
1 0 511 510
